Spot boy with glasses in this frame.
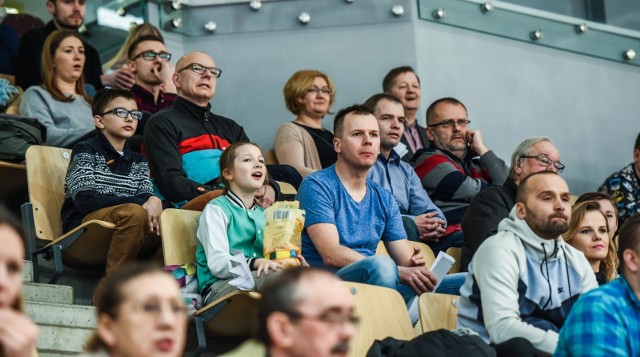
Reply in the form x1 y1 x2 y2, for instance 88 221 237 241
61 88 163 278
127 35 177 115
413 97 508 226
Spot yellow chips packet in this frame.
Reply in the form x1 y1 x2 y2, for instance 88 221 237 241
263 201 305 269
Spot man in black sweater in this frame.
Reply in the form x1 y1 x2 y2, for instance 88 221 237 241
143 51 299 209
460 137 563 270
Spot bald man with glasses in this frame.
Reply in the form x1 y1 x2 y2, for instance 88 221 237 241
143 51 300 210
413 97 508 228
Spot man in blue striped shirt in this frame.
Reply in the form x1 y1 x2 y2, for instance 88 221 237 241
555 215 640 356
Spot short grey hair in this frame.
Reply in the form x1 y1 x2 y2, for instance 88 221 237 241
509 137 554 180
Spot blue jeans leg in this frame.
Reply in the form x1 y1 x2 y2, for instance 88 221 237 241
434 272 468 296
337 256 416 304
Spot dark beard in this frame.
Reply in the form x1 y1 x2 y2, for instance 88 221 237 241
539 220 569 238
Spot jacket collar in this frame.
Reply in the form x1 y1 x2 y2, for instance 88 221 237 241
94 129 134 161
499 207 566 262
175 96 211 120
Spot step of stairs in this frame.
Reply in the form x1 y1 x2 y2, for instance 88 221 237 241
22 260 98 355
23 283 74 305
24 301 96 354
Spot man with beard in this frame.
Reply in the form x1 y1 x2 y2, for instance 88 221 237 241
256 268 357 357
16 0 133 90
413 97 508 226
457 171 598 355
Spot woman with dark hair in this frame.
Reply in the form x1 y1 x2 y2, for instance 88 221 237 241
0 206 38 357
81 263 186 357
564 201 618 285
19 30 93 148
273 69 337 178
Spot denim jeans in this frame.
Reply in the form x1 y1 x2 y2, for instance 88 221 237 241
336 256 469 303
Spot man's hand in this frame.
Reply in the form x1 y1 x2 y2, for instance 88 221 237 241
101 65 135 89
153 61 177 94
466 129 489 156
398 265 437 295
415 212 446 242
142 196 163 236
255 185 276 209
0 309 38 357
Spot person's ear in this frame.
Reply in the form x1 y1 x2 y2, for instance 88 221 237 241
515 202 526 220
172 73 181 89
623 248 640 274
514 159 523 175
222 167 233 182
426 127 434 142
266 312 296 348
333 138 341 153
46 1 55 16
94 115 105 129
96 314 117 349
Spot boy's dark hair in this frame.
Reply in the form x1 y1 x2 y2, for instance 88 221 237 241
127 34 166 60
92 88 136 116
362 93 403 114
333 104 374 138
382 66 419 93
635 132 640 151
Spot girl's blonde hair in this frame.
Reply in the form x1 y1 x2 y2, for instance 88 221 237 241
218 142 268 193
564 200 618 282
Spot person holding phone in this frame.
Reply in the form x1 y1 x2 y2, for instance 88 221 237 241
413 97 508 226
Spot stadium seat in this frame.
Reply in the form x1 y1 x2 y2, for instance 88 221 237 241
160 208 261 356
21 145 116 283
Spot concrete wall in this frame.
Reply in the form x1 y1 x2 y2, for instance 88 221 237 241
152 0 640 195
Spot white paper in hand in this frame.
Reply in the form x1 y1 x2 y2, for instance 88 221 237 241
430 251 455 291
228 250 255 291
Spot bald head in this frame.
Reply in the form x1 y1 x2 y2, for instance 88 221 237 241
172 51 218 106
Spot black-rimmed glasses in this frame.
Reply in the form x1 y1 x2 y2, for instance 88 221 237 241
100 108 144 121
427 119 471 129
520 154 565 173
132 51 171 62
287 310 360 330
177 63 222 78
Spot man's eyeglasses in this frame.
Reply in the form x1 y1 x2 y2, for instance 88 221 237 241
132 51 171 62
100 108 144 121
307 86 332 95
288 310 360 330
520 154 565 173
427 119 471 129
177 63 222 78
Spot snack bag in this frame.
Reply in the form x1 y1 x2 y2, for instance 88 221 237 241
263 201 305 268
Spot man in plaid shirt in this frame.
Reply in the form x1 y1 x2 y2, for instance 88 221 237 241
555 215 640 356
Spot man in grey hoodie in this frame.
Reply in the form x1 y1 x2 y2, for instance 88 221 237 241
457 171 598 355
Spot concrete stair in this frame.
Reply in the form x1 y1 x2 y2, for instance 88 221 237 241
22 260 97 356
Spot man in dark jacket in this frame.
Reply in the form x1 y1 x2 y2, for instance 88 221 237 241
143 51 298 208
460 137 563 270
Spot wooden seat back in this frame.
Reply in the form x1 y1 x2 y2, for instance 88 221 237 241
345 282 414 357
160 208 200 266
25 146 72 242
417 293 460 333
